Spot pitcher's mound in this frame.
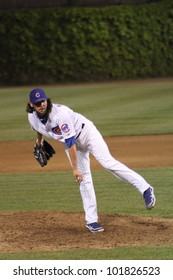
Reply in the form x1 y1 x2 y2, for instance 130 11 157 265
0 211 172 253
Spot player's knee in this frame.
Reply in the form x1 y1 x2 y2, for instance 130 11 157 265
99 157 117 170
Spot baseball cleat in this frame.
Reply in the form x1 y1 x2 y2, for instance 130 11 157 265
86 222 104 232
143 186 156 209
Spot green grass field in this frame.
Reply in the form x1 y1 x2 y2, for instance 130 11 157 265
0 79 173 141
0 79 173 260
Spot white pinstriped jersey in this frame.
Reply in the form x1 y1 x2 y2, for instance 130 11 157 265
28 103 91 143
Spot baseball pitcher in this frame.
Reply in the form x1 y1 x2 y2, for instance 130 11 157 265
26 88 156 232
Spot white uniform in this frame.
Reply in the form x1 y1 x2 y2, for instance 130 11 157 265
28 103 151 224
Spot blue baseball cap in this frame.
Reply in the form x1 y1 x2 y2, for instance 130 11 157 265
29 88 48 104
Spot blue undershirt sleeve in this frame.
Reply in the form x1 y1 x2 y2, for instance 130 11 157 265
65 136 75 148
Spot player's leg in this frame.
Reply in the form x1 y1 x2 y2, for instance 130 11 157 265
64 146 98 224
87 126 155 208
77 149 99 224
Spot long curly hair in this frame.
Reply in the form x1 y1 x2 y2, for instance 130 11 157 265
26 98 52 114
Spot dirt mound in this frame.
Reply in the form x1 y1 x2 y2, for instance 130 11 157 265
0 211 172 253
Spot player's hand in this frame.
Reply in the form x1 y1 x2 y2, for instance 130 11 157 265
73 169 83 184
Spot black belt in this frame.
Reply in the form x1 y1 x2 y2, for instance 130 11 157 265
76 123 85 139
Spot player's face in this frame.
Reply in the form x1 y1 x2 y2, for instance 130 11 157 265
31 100 48 115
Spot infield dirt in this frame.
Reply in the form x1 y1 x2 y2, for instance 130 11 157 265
0 134 173 253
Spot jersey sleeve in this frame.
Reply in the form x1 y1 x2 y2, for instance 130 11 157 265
58 108 76 140
28 114 36 131
65 136 75 148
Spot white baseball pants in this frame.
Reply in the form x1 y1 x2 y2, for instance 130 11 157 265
65 122 151 224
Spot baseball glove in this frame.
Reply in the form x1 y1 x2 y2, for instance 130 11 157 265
34 140 55 167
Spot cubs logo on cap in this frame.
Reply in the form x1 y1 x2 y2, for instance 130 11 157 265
29 88 48 104
35 92 41 98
